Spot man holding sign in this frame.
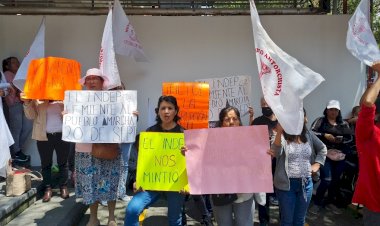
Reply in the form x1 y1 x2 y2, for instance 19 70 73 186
125 95 186 226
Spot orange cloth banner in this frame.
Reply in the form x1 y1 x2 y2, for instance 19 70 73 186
24 57 82 100
162 82 209 129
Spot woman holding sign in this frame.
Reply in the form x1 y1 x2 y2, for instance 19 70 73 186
124 95 185 226
209 106 254 226
75 68 125 226
181 106 254 226
22 98 70 202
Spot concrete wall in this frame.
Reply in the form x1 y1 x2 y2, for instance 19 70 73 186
0 15 364 166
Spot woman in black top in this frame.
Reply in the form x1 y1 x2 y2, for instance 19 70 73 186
309 100 353 214
124 95 185 226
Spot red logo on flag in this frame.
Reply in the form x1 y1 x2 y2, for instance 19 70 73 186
259 60 271 79
352 17 369 45
99 48 104 67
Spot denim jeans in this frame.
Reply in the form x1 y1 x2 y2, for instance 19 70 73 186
203 194 213 215
121 143 133 185
258 194 270 224
124 190 185 226
276 177 313 226
213 197 254 226
314 158 345 206
8 102 32 156
193 195 213 219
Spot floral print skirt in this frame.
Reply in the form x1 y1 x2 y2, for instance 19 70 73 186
75 152 126 205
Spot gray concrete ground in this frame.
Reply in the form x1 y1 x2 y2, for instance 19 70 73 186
78 194 364 226
1 171 364 226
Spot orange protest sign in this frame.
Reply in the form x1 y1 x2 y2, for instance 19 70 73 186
162 82 209 129
23 57 82 100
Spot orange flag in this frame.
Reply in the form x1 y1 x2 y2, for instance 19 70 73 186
162 82 209 129
24 57 82 100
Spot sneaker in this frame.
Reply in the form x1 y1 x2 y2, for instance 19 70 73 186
14 151 30 162
309 204 321 215
269 196 279 206
120 195 132 202
325 204 343 214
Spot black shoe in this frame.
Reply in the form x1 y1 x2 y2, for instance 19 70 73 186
201 217 214 226
14 151 30 162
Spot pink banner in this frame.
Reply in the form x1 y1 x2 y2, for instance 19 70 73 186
184 126 273 194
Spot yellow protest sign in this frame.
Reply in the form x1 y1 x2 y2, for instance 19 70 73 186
24 57 82 100
162 82 209 129
136 132 188 192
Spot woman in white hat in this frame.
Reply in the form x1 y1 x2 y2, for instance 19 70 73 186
75 68 125 226
309 100 353 215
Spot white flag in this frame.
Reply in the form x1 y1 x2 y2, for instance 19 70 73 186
13 17 45 91
249 0 325 135
346 0 380 66
113 0 148 62
99 7 121 90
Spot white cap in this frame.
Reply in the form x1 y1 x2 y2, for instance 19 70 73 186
326 100 340 110
79 68 109 88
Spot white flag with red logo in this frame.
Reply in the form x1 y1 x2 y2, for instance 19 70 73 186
249 0 325 135
13 17 45 91
113 0 147 62
346 0 380 66
99 7 121 90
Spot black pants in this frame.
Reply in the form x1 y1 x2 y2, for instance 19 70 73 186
193 195 213 219
67 142 75 172
37 133 70 188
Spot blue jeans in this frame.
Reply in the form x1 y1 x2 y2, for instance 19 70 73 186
276 177 313 226
8 102 32 156
212 197 254 226
314 158 345 206
121 143 133 185
124 191 185 226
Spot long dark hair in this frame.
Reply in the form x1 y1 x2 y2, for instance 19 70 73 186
283 108 308 143
155 95 181 123
323 108 343 124
2 57 17 73
217 106 242 127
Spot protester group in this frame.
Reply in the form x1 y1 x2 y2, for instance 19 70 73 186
0 57 379 226
1 0 380 225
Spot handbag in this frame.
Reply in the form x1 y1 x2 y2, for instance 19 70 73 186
91 143 119 160
6 168 43 197
211 194 238 206
327 149 346 161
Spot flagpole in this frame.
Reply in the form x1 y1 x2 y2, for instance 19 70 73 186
367 0 374 87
